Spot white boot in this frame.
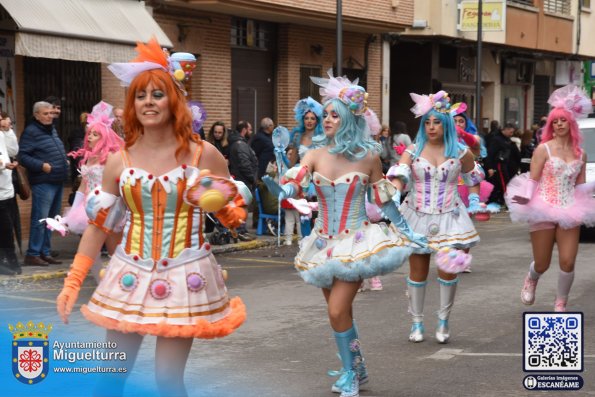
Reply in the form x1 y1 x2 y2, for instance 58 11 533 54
407 278 427 342
436 277 458 344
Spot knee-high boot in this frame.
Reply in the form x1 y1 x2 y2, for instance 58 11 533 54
329 327 360 397
407 277 427 342
436 277 458 343
332 320 368 393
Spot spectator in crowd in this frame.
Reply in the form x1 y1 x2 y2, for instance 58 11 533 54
18 101 68 266
485 119 500 147
228 120 258 240
484 122 521 207
519 129 535 174
45 96 62 128
112 107 125 139
533 115 548 145
206 121 230 160
251 117 275 179
0 113 20 275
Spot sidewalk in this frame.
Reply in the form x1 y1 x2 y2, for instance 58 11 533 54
1 231 281 285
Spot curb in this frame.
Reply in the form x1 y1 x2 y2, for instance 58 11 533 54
0 238 279 285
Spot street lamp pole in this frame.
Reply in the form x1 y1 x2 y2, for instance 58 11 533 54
337 0 342 76
475 0 482 128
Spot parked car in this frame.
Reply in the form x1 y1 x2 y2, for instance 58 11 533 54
579 117 595 239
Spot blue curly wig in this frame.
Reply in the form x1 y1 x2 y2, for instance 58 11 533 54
414 109 463 159
454 111 487 158
290 97 325 150
324 98 381 161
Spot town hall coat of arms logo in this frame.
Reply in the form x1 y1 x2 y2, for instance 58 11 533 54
9 321 52 384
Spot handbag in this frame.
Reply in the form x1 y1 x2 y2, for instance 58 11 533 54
13 165 30 200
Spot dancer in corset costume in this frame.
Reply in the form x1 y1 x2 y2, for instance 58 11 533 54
506 84 595 312
56 38 248 396
387 90 483 344
264 70 426 397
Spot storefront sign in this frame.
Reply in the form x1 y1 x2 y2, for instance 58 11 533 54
459 0 506 32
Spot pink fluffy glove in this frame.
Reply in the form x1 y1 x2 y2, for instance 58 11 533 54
511 179 538 205
56 253 94 324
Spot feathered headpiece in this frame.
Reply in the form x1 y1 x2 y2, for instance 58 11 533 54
293 97 323 123
310 69 381 135
410 90 452 118
548 84 593 119
108 37 197 95
86 101 114 130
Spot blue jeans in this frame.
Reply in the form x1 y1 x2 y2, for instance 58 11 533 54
27 183 63 257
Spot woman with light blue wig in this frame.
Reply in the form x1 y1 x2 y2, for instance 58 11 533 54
263 71 426 397
290 96 326 160
387 90 484 346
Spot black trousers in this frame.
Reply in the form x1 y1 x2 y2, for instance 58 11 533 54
0 197 15 250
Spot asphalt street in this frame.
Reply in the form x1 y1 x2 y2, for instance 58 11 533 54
1 213 594 397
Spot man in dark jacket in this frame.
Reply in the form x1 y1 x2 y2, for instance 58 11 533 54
228 121 258 239
485 122 521 206
229 121 257 190
18 101 68 266
250 117 275 179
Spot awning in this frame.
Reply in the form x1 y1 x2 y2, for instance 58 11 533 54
0 0 173 63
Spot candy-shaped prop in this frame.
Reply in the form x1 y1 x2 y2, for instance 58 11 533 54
272 125 291 247
185 169 238 212
188 100 207 133
435 247 472 274
41 216 68 237
170 52 197 82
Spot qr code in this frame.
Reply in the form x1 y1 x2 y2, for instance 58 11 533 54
523 313 583 372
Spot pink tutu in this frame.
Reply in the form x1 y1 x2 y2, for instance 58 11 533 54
62 200 90 235
505 173 595 229
457 180 494 206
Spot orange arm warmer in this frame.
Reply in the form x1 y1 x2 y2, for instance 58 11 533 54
56 253 94 324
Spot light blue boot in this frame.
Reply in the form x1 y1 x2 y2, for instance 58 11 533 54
328 326 361 397
436 277 458 343
332 321 368 393
407 278 427 342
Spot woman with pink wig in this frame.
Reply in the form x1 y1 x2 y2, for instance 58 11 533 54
45 101 124 236
506 85 595 312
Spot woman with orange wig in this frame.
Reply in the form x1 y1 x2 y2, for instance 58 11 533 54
55 39 248 396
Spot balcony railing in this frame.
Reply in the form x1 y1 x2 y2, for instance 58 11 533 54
544 0 571 15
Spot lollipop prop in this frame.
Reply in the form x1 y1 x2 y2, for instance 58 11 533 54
272 126 290 247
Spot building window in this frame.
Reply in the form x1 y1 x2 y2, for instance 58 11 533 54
231 18 271 50
300 66 322 101
581 0 591 8
544 0 571 14
509 0 535 6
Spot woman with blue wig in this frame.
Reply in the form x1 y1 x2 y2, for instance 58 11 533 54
290 96 326 160
264 71 425 397
387 91 483 345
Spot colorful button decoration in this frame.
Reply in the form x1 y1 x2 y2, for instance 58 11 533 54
150 279 171 300
187 273 206 292
315 238 327 250
119 272 138 291
428 223 440 236
355 230 364 243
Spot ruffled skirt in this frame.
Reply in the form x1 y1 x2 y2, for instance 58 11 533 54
81 245 245 339
505 173 595 229
400 201 480 254
295 222 412 289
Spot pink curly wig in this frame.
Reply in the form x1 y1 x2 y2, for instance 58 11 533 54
540 107 583 158
68 121 124 167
